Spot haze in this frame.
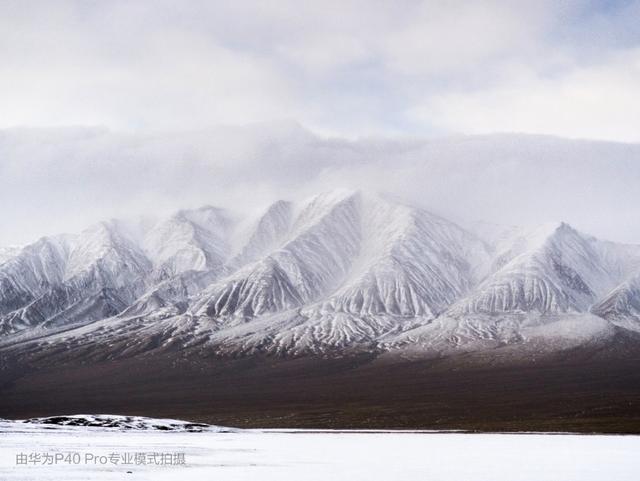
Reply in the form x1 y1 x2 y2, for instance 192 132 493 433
0 1 639 245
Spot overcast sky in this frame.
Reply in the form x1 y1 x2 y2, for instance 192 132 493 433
1 126 639 246
1 0 639 140
1 1 639 247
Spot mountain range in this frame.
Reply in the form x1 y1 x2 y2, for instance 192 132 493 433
2 190 640 361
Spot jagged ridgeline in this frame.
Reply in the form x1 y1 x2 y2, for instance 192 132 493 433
1 190 640 358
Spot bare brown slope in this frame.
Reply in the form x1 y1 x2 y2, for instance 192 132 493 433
2 333 640 433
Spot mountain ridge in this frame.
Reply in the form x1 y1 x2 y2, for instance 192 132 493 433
1 190 640 360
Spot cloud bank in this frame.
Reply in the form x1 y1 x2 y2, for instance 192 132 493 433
1 0 639 140
1 124 639 246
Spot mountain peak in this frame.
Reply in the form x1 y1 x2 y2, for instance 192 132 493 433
2 193 640 359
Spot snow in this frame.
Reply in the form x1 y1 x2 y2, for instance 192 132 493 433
11 414 235 432
64 221 151 284
2 189 640 358
226 200 293 269
143 206 232 278
0 245 22 265
450 222 640 316
592 272 640 329
1 419 639 481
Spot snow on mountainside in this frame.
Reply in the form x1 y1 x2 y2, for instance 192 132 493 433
449 223 640 316
192 191 362 320
1 190 640 358
226 200 294 270
64 221 151 293
317 196 490 318
121 202 295 321
591 272 640 331
143 206 232 280
177 192 492 355
0 220 152 336
0 246 22 265
385 223 640 357
0 236 68 314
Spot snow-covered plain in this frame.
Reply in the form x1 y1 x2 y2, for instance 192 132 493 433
1 419 639 481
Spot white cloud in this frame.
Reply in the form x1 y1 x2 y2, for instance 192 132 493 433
0 125 639 246
0 1 639 140
1 1 639 247
415 47 640 142
379 1 548 77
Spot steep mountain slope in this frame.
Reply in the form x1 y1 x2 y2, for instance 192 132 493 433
591 272 640 330
0 221 152 335
124 202 296 320
187 191 491 354
125 194 481 355
0 246 22 265
116 206 235 319
226 200 294 269
0 236 70 333
318 196 489 318
384 223 640 357
64 221 151 295
449 223 640 316
1 191 640 360
143 206 232 280
192 191 361 320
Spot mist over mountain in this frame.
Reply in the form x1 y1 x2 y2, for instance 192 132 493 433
2 190 640 362
1 124 639 248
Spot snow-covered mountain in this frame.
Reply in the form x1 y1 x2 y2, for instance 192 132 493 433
1 190 640 359
591 272 640 330
143 206 232 280
449 223 639 316
0 246 22 265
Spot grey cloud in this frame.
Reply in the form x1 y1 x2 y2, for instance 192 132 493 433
1 125 639 247
1 1 639 139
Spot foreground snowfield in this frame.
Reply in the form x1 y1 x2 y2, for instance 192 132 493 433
1 420 639 480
